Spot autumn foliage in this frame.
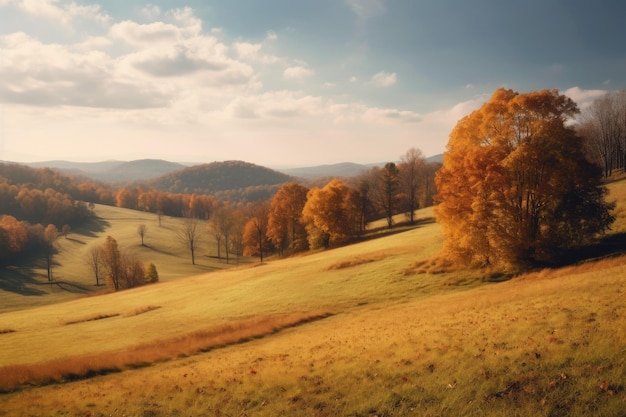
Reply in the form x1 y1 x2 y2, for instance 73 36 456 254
302 179 362 249
435 88 615 269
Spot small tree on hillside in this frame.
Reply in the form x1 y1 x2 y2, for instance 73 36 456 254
145 263 159 283
85 246 103 286
137 223 147 246
176 216 201 265
398 148 426 224
101 235 122 290
43 224 59 281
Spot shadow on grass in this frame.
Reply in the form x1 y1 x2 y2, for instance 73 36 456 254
361 217 436 242
562 232 626 265
0 267 47 296
72 215 110 238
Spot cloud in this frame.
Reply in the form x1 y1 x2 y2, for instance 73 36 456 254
1 0 109 26
563 86 607 110
233 41 279 64
266 31 277 41
371 71 396 87
363 107 422 124
346 0 386 21
283 66 315 80
109 21 184 46
0 32 168 108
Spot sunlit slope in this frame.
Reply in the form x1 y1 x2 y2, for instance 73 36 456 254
0 212 443 368
0 178 624 415
0 204 248 313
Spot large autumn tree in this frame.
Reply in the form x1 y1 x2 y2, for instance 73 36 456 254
435 88 614 268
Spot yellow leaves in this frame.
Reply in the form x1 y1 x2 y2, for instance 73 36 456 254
435 88 613 269
302 179 360 249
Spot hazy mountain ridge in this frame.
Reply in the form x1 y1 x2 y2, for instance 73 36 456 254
278 154 443 179
144 160 294 195
21 159 188 182
8 154 443 193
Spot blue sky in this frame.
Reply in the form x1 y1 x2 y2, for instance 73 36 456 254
0 0 624 167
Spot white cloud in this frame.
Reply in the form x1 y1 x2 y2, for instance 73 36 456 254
371 71 396 87
346 0 386 21
233 41 279 64
563 86 608 110
266 31 277 41
109 21 183 46
0 32 168 108
2 0 109 26
283 65 315 80
140 5 161 19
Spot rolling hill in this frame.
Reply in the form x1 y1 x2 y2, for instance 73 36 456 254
23 159 188 182
0 177 624 415
144 160 294 194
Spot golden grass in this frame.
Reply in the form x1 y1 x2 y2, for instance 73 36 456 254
0 180 625 415
0 203 255 313
0 311 331 392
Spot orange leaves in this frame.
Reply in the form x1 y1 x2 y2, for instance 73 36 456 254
302 179 361 249
435 88 613 269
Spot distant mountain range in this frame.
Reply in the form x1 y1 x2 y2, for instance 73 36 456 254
25 159 188 183
14 154 443 184
279 154 443 179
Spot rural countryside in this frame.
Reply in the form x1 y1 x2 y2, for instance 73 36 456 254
1 1 625 416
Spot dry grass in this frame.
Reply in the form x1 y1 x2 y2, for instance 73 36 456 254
0 179 624 416
63 313 121 326
0 311 331 392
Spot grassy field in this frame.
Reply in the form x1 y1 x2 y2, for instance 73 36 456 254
0 204 255 313
0 180 625 416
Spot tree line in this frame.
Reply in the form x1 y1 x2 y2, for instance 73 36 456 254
169 149 439 266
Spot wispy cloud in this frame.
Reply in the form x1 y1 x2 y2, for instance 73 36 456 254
283 65 315 80
371 71 396 87
346 0 385 21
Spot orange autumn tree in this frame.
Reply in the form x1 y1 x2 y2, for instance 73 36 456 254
267 182 309 256
435 88 614 269
302 179 361 249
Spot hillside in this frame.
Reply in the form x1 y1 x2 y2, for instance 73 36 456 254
0 178 624 415
278 154 443 180
145 160 294 195
23 159 188 182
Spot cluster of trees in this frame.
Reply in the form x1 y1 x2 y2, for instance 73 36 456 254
85 236 159 290
178 148 438 264
0 166 96 268
578 90 626 177
435 88 614 269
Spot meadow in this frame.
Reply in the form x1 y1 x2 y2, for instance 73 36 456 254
0 179 625 416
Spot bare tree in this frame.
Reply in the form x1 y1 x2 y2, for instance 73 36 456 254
176 216 201 265
85 246 103 286
579 90 626 176
208 205 234 263
137 223 147 246
375 162 400 228
43 224 59 281
398 148 426 224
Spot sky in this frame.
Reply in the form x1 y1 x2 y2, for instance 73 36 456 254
0 0 625 168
